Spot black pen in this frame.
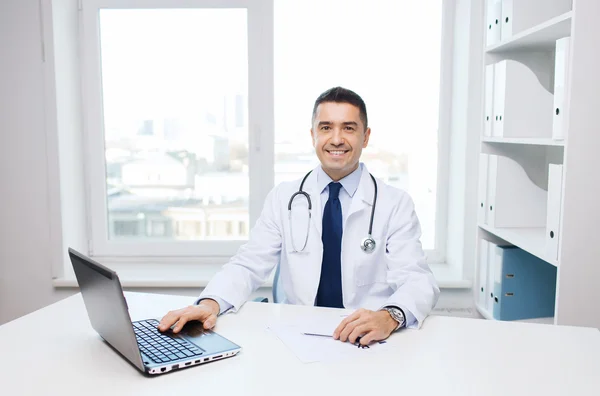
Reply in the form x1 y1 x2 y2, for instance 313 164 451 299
355 336 369 349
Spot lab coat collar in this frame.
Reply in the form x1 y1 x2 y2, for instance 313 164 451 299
347 163 375 219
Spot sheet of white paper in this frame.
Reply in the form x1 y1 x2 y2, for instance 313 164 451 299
300 315 346 337
268 323 389 363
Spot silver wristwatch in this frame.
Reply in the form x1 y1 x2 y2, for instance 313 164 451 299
383 306 406 330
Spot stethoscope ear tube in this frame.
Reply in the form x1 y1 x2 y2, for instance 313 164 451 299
289 208 311 253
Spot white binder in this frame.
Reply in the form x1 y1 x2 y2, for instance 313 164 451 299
484 64 494 137
493 60 553 138
486 155 498 226
552 37 571 140
500 0 572 41
478 239 490 308
545 164 564 261
487 154 547 228
478 154 489 224
486 0 502 47
486 241 498 312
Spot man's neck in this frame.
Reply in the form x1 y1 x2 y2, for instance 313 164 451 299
322 163 360 182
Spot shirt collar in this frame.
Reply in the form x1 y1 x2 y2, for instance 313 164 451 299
316 163 363 198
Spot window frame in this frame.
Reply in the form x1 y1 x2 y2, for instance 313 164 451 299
79 0 452 263
429 0 455 264
81 0 274 257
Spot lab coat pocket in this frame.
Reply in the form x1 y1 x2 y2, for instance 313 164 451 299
354 240 387 286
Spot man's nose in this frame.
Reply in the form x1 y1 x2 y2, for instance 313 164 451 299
330 129 344 145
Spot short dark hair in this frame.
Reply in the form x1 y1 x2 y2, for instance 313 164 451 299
312 86 368 129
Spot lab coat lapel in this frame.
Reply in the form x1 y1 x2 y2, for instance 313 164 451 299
347 165 375 220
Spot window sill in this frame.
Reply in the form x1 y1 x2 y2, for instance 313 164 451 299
53 261 470 289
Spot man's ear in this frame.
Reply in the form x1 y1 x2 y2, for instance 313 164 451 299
310 128 316 147
362 127 371 148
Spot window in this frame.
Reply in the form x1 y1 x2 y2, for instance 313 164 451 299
274 0 445 257
81 0 450 261
82 0 272 256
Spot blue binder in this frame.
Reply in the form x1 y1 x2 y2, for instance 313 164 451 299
491 246 557 321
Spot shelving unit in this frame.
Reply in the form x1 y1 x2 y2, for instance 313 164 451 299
482 136 565 146
486 11 572 54
479 224 557 267
473 0 600 327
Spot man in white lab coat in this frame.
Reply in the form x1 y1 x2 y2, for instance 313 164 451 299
159 87 439 345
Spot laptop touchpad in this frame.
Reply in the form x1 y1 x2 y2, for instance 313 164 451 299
179 321 239 352
178 321 207 337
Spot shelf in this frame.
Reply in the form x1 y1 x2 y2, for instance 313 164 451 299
482 136 565 147
475 303 555 325
479 224 558 267
486 11 572 54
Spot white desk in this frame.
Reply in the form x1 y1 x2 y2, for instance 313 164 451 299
1 292 599 396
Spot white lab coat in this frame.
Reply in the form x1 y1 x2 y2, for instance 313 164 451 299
199 164 440 328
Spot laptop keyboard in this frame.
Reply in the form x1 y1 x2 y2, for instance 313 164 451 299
133 319 204 364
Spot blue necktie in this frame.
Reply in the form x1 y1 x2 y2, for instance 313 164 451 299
316 182 344 308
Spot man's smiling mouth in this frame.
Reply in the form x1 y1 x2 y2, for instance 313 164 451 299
326 149 349 156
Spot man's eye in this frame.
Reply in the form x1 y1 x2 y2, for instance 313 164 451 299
321 126 331 130
344 126 355 131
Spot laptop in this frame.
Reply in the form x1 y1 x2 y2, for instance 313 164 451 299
68 248 242 375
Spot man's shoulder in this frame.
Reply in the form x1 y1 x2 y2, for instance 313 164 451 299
375 178 413 202
273 177 303 193
266 176 305 201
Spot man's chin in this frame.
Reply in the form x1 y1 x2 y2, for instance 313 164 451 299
322 163 346 171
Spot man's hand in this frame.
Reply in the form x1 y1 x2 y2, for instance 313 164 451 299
333 308 398 346
158 299 220 333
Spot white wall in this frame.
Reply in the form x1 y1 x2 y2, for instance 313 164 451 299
0 0 477 325
0 0 75 323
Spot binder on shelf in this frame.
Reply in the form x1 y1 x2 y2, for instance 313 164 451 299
493 60 553 139
487 241 500 312
486 0 502 47
486 154 547 228
478 154 489 224
545 164 564 261
492 245 557 321
478 239 490 308
552 37 571 140
500 0 573 41
484 64 494 137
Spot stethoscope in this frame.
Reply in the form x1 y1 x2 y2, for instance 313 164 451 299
288 170 378 254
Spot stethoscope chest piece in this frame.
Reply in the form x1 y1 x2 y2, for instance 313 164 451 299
361 236 376 253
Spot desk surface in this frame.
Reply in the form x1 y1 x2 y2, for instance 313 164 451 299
1 292 599 396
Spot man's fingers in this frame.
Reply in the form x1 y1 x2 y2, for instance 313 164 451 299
339 318 363 342
158 310 183 332
348 324 369 344
359 331 377 345
333 311 362 339
158 306 213 333
333 314 356 338
202 313 217 329
172 314 191 333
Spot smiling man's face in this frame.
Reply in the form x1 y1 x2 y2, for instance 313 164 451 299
311 101 371 181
